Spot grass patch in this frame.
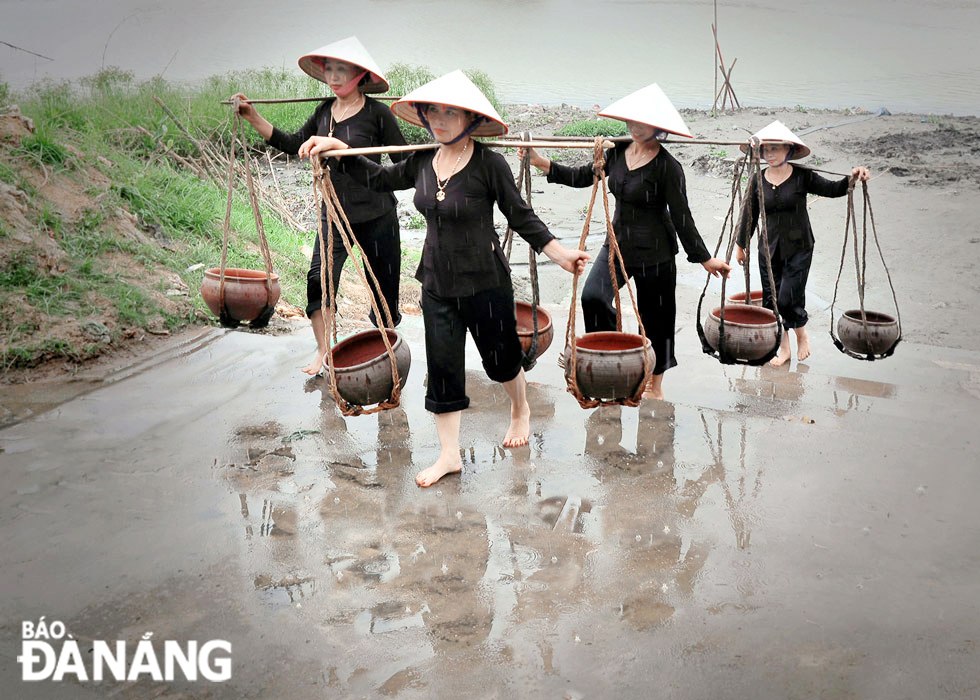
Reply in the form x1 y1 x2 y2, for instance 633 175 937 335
556 119 628 138
2 63 503 370
20 126 71 167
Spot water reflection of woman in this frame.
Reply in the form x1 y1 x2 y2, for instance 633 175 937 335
300 71 589 488
735 121 870 366
233 36 408 376
523 84 731 400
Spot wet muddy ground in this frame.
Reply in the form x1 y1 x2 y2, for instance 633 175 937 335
2 306 980 698
3 107 980 698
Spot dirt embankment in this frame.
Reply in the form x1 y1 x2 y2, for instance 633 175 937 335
0 106 207 381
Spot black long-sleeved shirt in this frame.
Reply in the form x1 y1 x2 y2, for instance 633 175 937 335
266 96 407 224
736 166 849 258
547 143 711 266
337 141 555 296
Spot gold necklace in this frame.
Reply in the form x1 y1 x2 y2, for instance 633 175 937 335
327 96 363 138
626 143 655 170
434 142 468 202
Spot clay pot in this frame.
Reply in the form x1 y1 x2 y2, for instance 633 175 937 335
324 329 411 406
727 290 764 306
200 268 281 322
837 310 899 355
703 303 779 361
563 332 655 400
515 302 554 363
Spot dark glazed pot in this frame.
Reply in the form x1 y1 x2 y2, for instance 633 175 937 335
563 332 655 400
703 303 779 361
200 268 281 322
324 329 411 406
727 290 764 306
837 310 899 355
515 302 554 363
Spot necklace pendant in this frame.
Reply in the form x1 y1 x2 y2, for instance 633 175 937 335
435 190 446 202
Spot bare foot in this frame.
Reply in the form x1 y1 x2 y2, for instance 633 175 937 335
769 347 792 367
795 327 811 362
502 404 531 448
769 331 792 367
301 349 326 376
415 454 463 488
642 374 664 400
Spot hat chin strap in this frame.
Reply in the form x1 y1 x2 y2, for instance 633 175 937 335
645 129 667 143
768 142 795 166
416 104 486 144
334 71 368 98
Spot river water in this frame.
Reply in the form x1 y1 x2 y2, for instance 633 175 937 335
2 0 978 115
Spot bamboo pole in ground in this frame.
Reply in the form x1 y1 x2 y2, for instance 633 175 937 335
714 0 718 109
712 24 740 109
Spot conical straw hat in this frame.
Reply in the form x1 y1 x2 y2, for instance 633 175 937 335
391 70 507 137
298 36 389 94
739 120 811 159
598 83 692 138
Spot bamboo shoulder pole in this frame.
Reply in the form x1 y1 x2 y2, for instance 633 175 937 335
219 96 400 105
318 139 619 158
500 135 752 147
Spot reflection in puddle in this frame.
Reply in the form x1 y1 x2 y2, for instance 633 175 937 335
254 574 317 605
215 374 781 690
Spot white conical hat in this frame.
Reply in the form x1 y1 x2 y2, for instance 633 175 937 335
298 36 389 94
740 120 811 159
391 70 507 137
598 83 692 138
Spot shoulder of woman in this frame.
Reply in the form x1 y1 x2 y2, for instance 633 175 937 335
365 96 390 114
658 147 685 176
312 97 335 116
477 142 508 168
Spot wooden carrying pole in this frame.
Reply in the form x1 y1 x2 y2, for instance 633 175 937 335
316 139 621 158
220 96 400 105
499 135 752 147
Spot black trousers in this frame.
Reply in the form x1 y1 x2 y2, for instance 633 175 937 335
581 246 677 375
758 245 812 329
307 209 402 328
421 284 524 414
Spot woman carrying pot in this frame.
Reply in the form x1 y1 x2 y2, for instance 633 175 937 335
735 121 870 366
232 36 408 375
522 84 730 400
299 70 589 487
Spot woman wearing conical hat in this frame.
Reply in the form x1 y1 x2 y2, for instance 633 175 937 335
735 121 870 366
523 84 731 400
232 37 408 376
299 70 590 487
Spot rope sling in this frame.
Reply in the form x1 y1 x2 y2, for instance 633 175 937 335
500 131 544 371
312 158 402 416
828 179 902 360
695 139 783 365
216 99 277 328
563 138 653 409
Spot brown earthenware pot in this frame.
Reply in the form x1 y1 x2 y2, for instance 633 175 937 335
515 302 554 363
200 268 281 322
727 290 764 306
563 332 655 400
703 303 779 361
324 329 411 406
837 310 900 355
